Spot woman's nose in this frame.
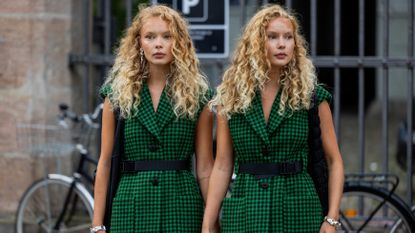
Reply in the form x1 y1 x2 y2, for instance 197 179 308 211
155 36 164 48
277 38 285 48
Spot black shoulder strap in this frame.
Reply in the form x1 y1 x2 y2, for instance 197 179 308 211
308 92 324 162
112 115 125 158
308 92 330 216
104 112 124 230
309 92 319 125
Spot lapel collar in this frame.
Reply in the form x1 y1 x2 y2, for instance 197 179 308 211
267 90 289 135
136 83 161 141
156 86 176 132
244 92 270 145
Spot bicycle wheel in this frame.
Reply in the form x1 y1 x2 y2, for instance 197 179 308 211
389 204 415 232
15 175 93 233
340 184 415 233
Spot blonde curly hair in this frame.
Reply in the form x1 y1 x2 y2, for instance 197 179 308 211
103 4 208 119
212 4 316 118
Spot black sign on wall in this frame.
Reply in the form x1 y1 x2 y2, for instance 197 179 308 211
152 0 229 59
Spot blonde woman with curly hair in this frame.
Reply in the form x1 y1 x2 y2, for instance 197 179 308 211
202 4 344 233
92 4 214 233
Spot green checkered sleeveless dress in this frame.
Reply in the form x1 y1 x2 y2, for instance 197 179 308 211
100 83 212 233
221 85 331 233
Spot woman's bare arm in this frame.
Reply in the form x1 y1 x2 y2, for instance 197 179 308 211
91 98 116 228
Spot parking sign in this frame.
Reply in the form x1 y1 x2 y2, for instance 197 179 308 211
152 0 229 59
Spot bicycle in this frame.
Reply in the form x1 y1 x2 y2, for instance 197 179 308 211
339 174 415 233
15 103 103 233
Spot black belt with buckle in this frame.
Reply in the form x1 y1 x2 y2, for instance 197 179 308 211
238 161 302 178
121 159 190 173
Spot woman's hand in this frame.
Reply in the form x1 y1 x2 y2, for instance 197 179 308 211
319 221 339 233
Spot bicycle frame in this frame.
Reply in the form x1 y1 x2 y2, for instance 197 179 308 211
46 173 94 230
341 174 415 232
52 148 97 230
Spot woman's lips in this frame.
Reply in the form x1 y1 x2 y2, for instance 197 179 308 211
275 53 287 59
153 53 165 58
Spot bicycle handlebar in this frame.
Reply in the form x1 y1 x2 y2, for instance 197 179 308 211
59 103 80 123
58 103 103 129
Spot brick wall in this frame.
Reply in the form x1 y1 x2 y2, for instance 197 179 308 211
0 0 75 222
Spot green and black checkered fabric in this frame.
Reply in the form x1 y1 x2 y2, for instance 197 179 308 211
100 83 212 233
222 85 331 233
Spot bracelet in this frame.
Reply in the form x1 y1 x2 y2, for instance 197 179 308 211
89 225 106 233
324 216 341 229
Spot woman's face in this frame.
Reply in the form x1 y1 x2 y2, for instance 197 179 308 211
265 17 295 72
140 17 174 69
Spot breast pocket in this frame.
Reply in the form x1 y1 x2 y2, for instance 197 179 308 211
162 119 196 154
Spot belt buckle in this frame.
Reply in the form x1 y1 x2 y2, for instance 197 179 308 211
279 162 289 175
120 161 126 172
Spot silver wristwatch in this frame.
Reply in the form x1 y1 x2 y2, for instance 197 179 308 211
89 225 106 233
324 216 341 229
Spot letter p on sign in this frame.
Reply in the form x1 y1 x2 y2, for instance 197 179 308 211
182 0 199 14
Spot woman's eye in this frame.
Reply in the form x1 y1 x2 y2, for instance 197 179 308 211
283 33 294 39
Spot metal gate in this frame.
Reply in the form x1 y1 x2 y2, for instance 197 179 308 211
68 0 415 205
